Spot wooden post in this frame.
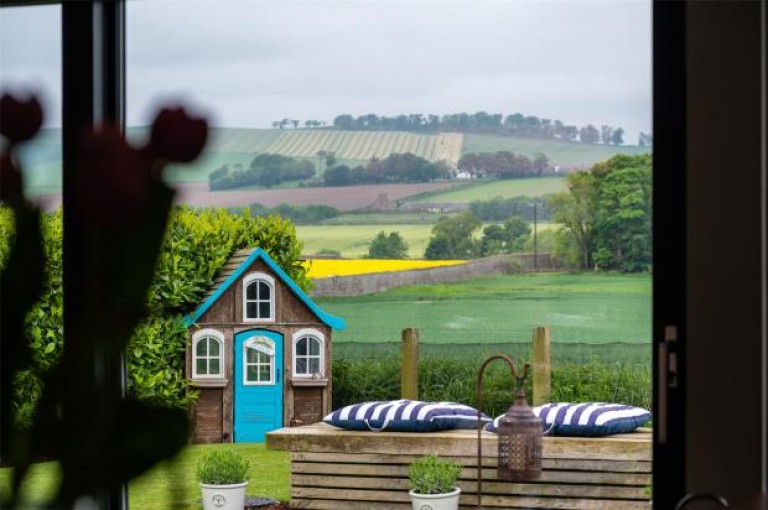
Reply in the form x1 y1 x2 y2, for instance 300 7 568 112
401 328 419 400
532 327 551 406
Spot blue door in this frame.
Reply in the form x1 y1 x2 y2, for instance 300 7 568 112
234 329 283 442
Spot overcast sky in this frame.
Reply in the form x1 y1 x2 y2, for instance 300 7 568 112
1 0 651 141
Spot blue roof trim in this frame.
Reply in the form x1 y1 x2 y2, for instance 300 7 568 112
183 248 346 330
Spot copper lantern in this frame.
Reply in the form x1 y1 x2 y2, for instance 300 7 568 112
476 354 543 509
496 386 542 481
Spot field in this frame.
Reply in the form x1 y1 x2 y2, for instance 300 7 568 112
463 134 651 168
297 223 557 258
262 130 463 164
305 258 465 278
315 272 651 345
407 176 566 203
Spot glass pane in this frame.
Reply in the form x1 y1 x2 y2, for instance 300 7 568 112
208 339 219 356
246 302 257 318
296 338 307 356
209 359 220 375
310 358 321 375
309 339 320 356
246 282 257 299
260 364 271 382
246 348 258 362
296 358 307 375
247 365 259 382
196 339 207 356
196 358 207 376
259 302 270 319
260 282 270 299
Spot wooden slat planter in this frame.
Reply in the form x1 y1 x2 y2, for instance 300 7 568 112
267 423 652 509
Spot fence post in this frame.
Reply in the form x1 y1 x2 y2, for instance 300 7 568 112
401 328 419 400
532 326 551 405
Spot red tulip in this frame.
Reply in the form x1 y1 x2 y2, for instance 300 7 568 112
76 125 153 226
144 107 208 164
0 93 44 145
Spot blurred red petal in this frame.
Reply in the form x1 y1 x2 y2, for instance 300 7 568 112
0 94 44 144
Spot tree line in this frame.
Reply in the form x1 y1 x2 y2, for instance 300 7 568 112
323 153 452 187
458 151 551 178
209 153 315 190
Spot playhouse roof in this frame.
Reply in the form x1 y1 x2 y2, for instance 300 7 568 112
183 247 346 330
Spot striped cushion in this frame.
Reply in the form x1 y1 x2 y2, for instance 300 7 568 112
323 400 490 432
486 402 651 437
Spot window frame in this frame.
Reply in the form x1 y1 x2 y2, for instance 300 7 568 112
292 328 325 379
242 272 276 323
191 328 225 380
243 336 275 386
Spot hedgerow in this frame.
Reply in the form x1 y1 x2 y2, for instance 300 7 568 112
1 205 308 426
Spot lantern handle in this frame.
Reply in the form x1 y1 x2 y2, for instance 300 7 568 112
476 353 522 510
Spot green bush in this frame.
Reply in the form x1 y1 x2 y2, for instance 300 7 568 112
409 455 461 494
197 449 250 485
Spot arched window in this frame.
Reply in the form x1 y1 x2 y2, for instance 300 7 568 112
192 329 224 379
292 329 325 378
243 272 275 322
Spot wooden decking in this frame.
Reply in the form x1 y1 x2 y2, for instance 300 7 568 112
267 423 652 509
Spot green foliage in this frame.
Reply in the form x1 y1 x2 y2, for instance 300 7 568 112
366 231 409 259
248 202 339 225
324 152 445 186
470 195 553 222
2 205 308 422
209 153 315 190
197 449 250 485
408 455 461 495
424 211 481 259
548 154 652 272
480 216 531 256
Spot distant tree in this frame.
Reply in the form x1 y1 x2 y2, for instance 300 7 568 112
272 121 280 129
600 125 614 145
549 171 596 269
532 152 549 176
579 124 600 144
291 119 299 129
611 127 625 146
637 132 653 147
325 152 337 168
323 165 352 186
333 114 354 130
366 231 409 259
479 216 531 256
425 212 482 259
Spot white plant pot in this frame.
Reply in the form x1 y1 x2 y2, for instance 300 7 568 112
201 481 248 510
409 487 461 510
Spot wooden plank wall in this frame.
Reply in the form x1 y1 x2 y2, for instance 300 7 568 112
268 424 652 510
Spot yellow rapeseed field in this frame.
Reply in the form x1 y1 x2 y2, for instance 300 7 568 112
304 258 465 279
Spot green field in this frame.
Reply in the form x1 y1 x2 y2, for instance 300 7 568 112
297 223 557 258
462 134 651 168
408 177 566 203
316 273 651 345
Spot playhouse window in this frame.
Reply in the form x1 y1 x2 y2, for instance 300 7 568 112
192 330 224 379
243 272 275 322
293 329 325 378
244 337 274 385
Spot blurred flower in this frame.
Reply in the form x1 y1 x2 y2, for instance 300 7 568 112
0 152 23 203
76 125 152 225
0 94 44 145
144 107 208 164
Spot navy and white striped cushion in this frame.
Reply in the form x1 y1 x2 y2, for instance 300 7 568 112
486 402 651 437
323 400 490 432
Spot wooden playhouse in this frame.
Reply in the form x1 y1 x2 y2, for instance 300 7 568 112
183 248 345 443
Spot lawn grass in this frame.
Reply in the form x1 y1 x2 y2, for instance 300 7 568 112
0 444 290 509
316 272 651 345
408 177 566 203
462 134 651 168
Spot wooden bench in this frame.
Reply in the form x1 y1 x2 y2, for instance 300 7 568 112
267 423 652 509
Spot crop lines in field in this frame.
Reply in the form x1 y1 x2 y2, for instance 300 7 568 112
262 130 464 164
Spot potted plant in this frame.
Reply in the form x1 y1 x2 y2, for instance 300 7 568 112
197 449 250 510
408 454 462 510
